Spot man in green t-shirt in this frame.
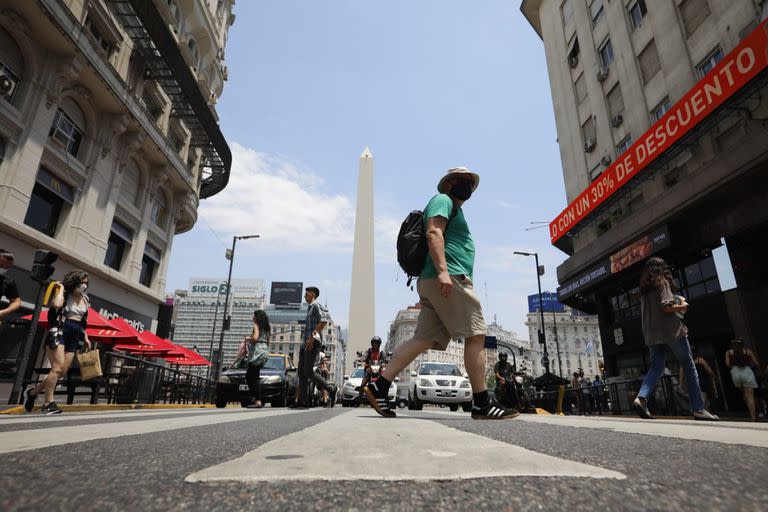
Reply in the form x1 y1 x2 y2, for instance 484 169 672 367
365 167 518 420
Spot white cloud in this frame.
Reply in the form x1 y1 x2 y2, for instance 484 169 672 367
200 143 355 253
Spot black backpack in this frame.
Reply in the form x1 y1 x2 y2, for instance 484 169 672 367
396 204 457 287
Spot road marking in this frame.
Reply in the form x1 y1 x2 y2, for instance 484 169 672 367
186 409 626 483
0 408 306 454
519 415 768 448
0 407 253 425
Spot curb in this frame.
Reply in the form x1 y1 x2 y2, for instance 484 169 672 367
0 403 226 415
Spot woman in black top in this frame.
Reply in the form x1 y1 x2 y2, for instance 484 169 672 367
24 271 91 415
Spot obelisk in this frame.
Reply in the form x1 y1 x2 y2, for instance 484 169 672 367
346 148 375 375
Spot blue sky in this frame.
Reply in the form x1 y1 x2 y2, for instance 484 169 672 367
167 0 569 341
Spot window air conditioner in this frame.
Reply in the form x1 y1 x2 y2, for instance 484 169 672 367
0 74 17 99
601 155 612 166
584 139 596 153
568 55 579 69
597 67 609 82
610 114 623 127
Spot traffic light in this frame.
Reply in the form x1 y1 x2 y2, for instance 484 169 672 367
30 249 58 283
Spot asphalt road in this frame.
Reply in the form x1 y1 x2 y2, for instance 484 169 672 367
0 406 766 511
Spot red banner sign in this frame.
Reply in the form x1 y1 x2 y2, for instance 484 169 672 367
550 19 768 244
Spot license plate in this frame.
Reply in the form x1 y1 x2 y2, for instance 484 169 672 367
239 384 249 391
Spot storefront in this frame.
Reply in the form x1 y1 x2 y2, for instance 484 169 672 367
553 20 768 413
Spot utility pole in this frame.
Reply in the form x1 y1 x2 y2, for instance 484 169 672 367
215 234 259 380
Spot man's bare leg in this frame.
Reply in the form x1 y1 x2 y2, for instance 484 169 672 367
463 334 487 393
381 337 434 382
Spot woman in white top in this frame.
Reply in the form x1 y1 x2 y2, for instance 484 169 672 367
25 271 91 415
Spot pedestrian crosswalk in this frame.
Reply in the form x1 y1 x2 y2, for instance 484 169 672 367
1 407 765 483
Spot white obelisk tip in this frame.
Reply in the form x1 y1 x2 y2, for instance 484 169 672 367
360 147 373 159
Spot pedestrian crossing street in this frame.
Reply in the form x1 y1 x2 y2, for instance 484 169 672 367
2 407 766 483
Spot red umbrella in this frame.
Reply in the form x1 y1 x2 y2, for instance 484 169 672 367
22 307 118 331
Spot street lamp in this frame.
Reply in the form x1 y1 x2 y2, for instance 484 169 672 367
513 251 550 374
215 234 259 379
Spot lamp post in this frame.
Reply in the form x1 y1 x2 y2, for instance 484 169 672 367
215 234 259 379
551 307 564 378
513 251 550 374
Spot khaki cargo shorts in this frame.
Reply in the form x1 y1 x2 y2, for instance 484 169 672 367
413 275 487 351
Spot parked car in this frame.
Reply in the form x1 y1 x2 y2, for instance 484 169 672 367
341 367 397 407
216 354 298 408
409 362 472 412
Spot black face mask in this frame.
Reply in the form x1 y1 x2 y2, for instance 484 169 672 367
450 179 473 201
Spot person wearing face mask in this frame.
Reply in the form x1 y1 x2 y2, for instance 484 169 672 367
0 249 21 327
366 167 518 420
24 270 91 415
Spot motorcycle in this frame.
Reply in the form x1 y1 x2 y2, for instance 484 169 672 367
496 371 536 413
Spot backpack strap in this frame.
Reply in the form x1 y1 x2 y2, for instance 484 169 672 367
407 205 459 288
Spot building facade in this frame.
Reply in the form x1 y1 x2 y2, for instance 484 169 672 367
522 1 768 411
0 1 234 368
525 308 603 379
172 278 264 371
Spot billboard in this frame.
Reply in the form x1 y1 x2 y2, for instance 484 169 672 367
528 292 566 313
270 282 303 306
189 278 264 298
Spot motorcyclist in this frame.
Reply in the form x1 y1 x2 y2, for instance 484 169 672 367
359 336 385 398
494 352 515 407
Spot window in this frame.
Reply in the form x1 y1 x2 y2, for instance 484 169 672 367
574 74 587 104
84 14 116 57
680 0 711 37
141 89 163 121
151 191 167 227
562 0 574 24
616 136 632 157
610 287 641 321
105 221 132 271
697 47 724 78
598 39 614 68
187 39 200 70
582 116 596 143
121 162 141 208
681 255 720 299
140 243 161 287
168 124 186 154
607 84 624 119
567 37 580 68
651 97 672 121
590 0 604 24
589 164 602 181
0 27 24 106
24 169 74 238
49 109 84 157
628 0 647 30
638 40 661 84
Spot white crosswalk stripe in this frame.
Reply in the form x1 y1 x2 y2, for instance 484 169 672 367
0 408 304 455
186 409 626 482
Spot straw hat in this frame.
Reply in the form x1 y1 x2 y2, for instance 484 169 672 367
437 167 480 194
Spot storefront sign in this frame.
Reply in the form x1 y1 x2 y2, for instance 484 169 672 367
89 294 153 333
558 226 670 300
527 292 566 313
550 19 768 244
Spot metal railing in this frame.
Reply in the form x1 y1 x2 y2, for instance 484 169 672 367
20 351 216 406
529 376 691 416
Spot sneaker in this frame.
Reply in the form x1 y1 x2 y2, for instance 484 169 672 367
363 381 396 418
471 402 519 420
693 410 719 421
632 397 654 420
40 402 62 415
24 388 37 413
